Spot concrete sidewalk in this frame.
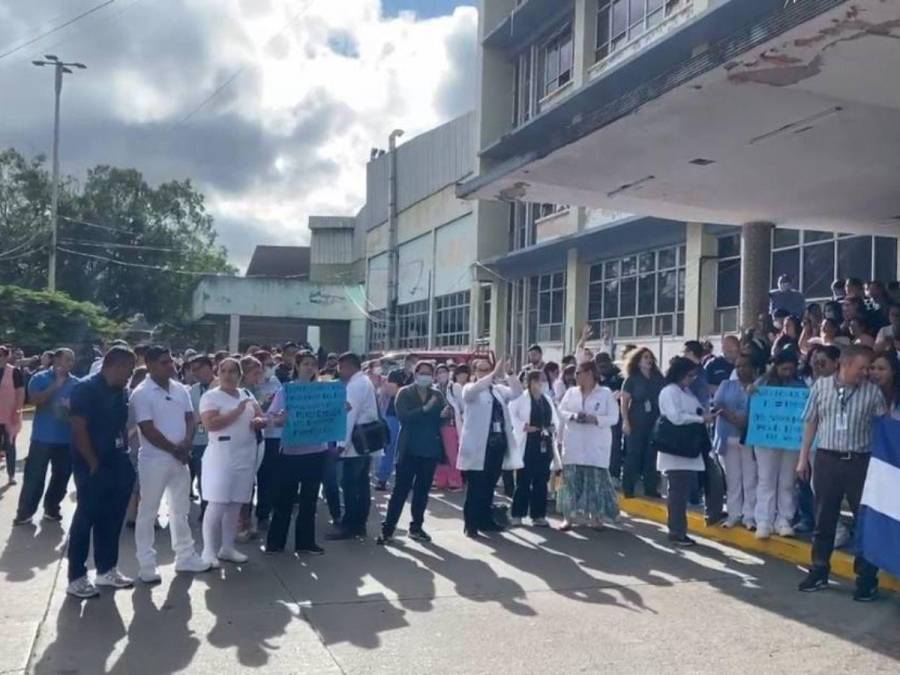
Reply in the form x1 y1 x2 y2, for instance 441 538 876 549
1 424 898 674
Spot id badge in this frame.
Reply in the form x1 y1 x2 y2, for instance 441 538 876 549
644 400 652 413
492 421 502 434
836 412 848 433
115 435 125 449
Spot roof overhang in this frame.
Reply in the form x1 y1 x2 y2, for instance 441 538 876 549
460 0 900 235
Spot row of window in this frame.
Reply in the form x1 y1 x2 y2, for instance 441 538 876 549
366 292 474 352
596 0 689 61
508 202 570 251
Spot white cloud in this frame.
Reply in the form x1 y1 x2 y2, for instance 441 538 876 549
0 0 478 269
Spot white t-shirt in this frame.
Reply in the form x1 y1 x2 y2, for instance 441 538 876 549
130 377 194 460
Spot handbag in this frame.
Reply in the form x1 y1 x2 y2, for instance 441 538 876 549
351 388 391 455
651 416 710 459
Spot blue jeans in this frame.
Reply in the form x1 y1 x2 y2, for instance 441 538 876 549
321 447 343 523
376 415 401 484
340 455 372 534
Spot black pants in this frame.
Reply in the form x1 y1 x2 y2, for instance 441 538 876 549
609 422 624 480
1 424 16 479
340 455 371 534
501 470 515 497
702 451 726 519
266 452 325 551
622 422 659 496
511 449 551 520
811 451 878 583
255 438 281 521
67 455 135 582
463 439 505 532
16 441 71 520
382 455 438 536
665 470 695 539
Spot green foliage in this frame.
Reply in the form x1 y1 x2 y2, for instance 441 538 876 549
0 148 237 323
0 284 120 353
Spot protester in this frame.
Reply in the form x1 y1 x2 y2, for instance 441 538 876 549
433 363 464 491
620 347 665 499
66 346 137 598
797 344 886 600
704 336 740 395
870 350 900 411
199 357 267 566
458 358 522 538
874 305 900 352
189 355 216 508
264 351 328 555
13 348 78 525
274 342 299 383
771 316 802 359
378 361 446 545
555 363 577 403
124 366 148 527
508 370 560 527
849 316 876 348
801 318 850 353
0 345 25 485
770 274 806 319
556 362 620 531
681 341 711 405
320 352 340 380
328 352 381 540
375 365 407 492
524 344 545 374
656 357 719 547
245 352 282 530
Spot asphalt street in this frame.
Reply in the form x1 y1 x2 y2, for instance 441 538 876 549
0 422 898 674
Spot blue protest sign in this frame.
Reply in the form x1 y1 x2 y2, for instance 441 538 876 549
745 386 810 451
282 381 347 447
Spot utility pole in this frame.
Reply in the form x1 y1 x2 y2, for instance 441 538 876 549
386 128 404 350
32 55 86 292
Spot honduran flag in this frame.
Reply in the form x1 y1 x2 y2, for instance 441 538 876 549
857 416 900 578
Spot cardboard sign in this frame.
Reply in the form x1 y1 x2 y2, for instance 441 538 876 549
282 381 347 446
746 386 810 451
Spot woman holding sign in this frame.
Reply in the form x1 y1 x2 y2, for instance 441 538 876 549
264 351 329 555
751 351 807 540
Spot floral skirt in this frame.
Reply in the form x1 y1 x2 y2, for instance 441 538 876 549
556 465 620 522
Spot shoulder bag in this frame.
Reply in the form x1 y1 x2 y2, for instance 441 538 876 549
351 387 391 454
651 416 710 459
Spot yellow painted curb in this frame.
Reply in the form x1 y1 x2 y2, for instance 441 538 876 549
620 497 900 592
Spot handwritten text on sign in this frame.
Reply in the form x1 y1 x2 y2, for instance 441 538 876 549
746 386 810 451
282 381 347 446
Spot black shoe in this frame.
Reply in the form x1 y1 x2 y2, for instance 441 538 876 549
622 489 635 499
261 545 283 554
644 491 662 499
479 521 504 533
853 581 878 602
375 534 392 546
296 544 325 556
705 513 727 527
798 570 830 592
325 529 357 541
42 512 63 523
669 536 696 548
464 528 480 539
409 529 431 543
12 515 32 526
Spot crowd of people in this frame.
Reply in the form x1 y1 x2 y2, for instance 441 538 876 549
0 275 898 603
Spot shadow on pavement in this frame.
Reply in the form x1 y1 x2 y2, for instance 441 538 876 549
0 520 65 582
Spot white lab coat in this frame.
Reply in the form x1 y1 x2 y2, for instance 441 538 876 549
558 384 619 468
342 371 381 458
457 374 523 472
442 381 465 430
508 392 562 471
656 383 706 473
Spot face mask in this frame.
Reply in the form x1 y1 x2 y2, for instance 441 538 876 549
415 375 433 388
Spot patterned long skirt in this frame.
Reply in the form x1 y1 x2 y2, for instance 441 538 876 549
556 464 620 522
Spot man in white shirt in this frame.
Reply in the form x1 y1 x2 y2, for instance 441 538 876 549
130 346 210 582
327 352 380 540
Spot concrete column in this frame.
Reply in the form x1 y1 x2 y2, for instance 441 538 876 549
228 314 241 354
573 0 599 87
564 247 589 353
740 222 774 331
683 223 717 339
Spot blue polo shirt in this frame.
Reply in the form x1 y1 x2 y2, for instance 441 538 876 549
69 372 130 467
28 370 79 444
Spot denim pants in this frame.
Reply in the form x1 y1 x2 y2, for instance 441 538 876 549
339 455 372 534
376 415 401 484
321 446 343 523
67 454 135 582
16 441 71 520
255 438 281 521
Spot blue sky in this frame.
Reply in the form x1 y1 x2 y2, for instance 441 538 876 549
383 0 474 18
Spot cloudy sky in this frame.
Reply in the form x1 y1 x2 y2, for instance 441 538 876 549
0 0 477 269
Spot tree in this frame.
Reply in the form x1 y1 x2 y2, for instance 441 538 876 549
0 148 237 323
0 284 120 356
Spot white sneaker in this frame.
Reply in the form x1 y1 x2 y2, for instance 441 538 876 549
138 567 161 584
508 517 523 527
755 525 772 540
722 516 741 529
175 554 212 574
218 549 248 564
95 568 134 589
66 576 100 599
201 554 221 569
775 522 795 538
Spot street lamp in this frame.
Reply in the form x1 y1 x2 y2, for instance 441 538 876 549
32 55 86 292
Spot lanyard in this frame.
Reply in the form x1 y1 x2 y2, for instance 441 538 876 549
835 376 858 412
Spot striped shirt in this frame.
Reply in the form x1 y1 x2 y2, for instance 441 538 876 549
802 375 886 453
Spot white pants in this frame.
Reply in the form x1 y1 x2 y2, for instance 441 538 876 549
135 453 196 569
754 447 797 529
722 437 757 521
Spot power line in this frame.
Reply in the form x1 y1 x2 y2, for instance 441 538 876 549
0 243 47 262
59 238 179 252
59 214 136 235
0 226 49 259
0 1 117 62
58 246 224 276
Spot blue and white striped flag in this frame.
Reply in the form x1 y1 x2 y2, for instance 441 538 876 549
857 417 900 578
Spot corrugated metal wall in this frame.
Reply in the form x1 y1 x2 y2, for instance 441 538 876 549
311 229 354 265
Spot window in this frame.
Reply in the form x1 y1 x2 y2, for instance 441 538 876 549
540 26 573 98
509 202 566 251
771 228 898 301
597 0 688 61
367 309 389 353
715 233 741 334
479 284 492 339
396 300 429 349
434 291 471 348
589 245 685 337
512 47 535 127
532 271 566 342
